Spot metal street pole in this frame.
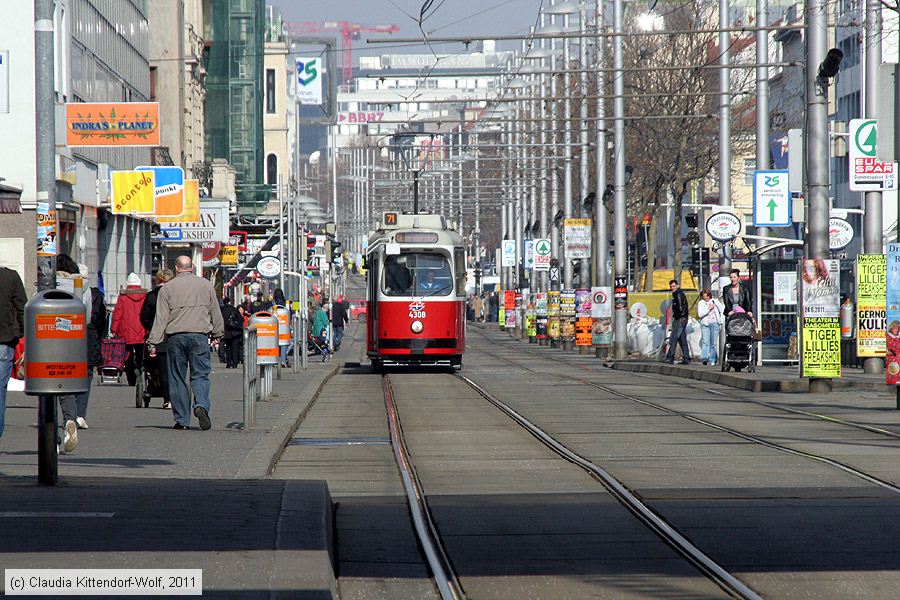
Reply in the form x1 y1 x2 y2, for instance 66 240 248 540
595 0 608 288
278 174 285 293
330 126 338 226
718 0 733 290
35 0 58 486
578 0 591 294
806 0 832 392
755 0 770 243
612 0 627 359
539 18 550 295
563 13 575 292
863 0 884 374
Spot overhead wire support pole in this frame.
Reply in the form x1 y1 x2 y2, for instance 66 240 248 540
563 12 575 293
595 0 609 289
717 0 733 290
755 0 770 243
863 0 884 374
612 0 627 359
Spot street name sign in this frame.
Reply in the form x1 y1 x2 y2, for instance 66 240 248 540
752 170 791 227
849 119 897 191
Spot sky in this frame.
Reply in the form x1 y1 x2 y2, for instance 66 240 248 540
268 0 549 59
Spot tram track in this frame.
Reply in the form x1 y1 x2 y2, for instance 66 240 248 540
381 369 759 599
466 331 900 497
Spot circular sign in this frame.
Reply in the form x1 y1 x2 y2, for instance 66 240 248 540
829 217 854 250
592 289 608 305
630 302 648 319
256 256 282 279
705 212 742 242
201 242 221 267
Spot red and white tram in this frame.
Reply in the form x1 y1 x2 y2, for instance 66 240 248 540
366 212 466 370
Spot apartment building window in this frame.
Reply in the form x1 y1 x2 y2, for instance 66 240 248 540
266 68 276 113
267 154 278 186
744 159 756 185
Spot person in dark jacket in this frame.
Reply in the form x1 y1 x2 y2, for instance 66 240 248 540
140 269 174 408
220 298 244 368
0 266 26 439
112 273 148 386
723 269 753 318
665 279 692 365
331 296 349 351
249 292 269 315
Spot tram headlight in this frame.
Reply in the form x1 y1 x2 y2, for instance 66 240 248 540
411 320 424 334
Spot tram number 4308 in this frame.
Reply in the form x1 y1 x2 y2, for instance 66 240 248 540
409 310 427 319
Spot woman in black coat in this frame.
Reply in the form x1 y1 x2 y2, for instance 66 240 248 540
722 269 753 318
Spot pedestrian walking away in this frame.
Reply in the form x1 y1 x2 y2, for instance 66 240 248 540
111 272 148 387
331 295 349 352
147 256 224 431
0 265 26 439
140 268 175 409
697 289 725 366
56 260 108 451
665 279 692 365
220 297 243 369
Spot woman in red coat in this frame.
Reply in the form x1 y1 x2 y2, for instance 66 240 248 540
111 273 148 386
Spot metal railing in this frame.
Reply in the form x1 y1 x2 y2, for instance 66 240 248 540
242 326 259 429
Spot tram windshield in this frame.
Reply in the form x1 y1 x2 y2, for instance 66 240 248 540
382 253 453 297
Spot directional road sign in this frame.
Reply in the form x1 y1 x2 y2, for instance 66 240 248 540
533 238 551 271
752 169 791 227
849 119 897 191
501 240 516 267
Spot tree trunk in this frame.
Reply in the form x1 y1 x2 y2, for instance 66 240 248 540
644 209 659 292
672 184 684 286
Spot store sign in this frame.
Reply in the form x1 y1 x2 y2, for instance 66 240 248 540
296 57 323 105
800 258 841 378
256 257 282 279
201 242 221 267
110 170 154 214
157 179 200 224
337 111 385 124
65 102 160 146
849 119 897 191
705 211 741 242
533 238 551 271
136 166 184 219
163 200 229 243
856 254 886 357
219 245 239 266
828 217 854 251
563 219 592 259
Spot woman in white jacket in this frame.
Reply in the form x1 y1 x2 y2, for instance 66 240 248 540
696 289 725 365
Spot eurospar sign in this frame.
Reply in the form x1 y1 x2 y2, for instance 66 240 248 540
849 119 897 191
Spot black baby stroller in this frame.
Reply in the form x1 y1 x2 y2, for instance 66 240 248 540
307 331 330 363
721 312 756 372
136 348 168 408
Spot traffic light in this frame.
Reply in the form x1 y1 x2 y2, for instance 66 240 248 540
685 213 700 247
331 240 342 262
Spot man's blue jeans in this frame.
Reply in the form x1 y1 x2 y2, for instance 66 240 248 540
666 318 691 362
333 326 344 350
0 344 14 438
166 333 211 427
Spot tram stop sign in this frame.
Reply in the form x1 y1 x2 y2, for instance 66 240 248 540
533 238 551 271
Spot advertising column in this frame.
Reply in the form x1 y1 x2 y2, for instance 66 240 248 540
800 259 841 378
856 254 886 358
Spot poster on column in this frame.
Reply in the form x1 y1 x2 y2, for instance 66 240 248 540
504 290 516 329
547 290 560 339
886 244 900 384
575 288 592 346
800 258 841 378
535 292 548 339
591 286 613 345
856 254 886 357
560 289 576 340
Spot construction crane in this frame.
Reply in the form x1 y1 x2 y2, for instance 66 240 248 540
285 21 401 84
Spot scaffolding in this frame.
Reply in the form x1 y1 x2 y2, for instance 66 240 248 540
204 0 266 211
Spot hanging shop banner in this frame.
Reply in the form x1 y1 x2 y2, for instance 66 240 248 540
219 245 239 266
591 286 613 346
800 258 841 378
535 292 548 339
65 102 160 147
856 254 886 357
501 240 516 267
773 271 797 305
504 290 516 329
886 244 900 384
560 289 576 340
563 218 592 259
110 170 155 214
548 290 560 339
36 203 57 257
136 166 184 219
614 277 628 311
161 199 229 243
157 179 201 224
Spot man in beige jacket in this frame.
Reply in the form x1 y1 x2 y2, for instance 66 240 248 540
148 256 224 430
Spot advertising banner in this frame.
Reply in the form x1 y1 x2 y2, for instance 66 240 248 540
36 204 56 257
219 245 239 266
137 166 184 219
575 289 592 317
525 308 537 338
576 317 592 346
548 290 560 339
533 239 551 271
111 170 154 214
886 244 900 384
504 290 516 329
296 58 323 105
157 179 200 224
65 102 160 146
535 293 548 339
614 277 628 310
591 287 612 346
856 254 886 357
563 218 592 259
773 271 797 305
560 289 576 340
800 258 841 378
